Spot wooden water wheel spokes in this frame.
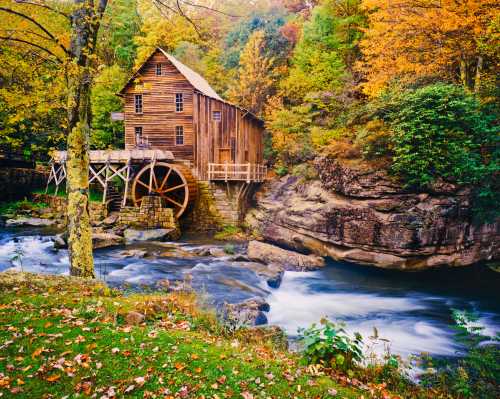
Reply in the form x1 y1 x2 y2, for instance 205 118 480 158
132 162 196 218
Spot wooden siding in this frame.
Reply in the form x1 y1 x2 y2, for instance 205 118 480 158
122 49 265 179
123 52 195 160
193 93 264 180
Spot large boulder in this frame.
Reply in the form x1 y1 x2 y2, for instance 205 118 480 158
92 232 124 249
123 228 179 243
5 217 56 227
247 240 325 271
223 297 270 327
245 157 500 270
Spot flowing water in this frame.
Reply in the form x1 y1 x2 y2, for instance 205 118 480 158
1 227 499 362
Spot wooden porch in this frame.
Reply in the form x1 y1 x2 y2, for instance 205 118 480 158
207 163 267 183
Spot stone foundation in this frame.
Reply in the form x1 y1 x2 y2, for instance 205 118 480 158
183 181 255 231
119 196 178 230
33 193 107 224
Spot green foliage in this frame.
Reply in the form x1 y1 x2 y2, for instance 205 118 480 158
213 225 243 241
0 199 47 217
266 101 316 165
298 318 364 372
98 0 141 70
354 119 393 159
420 310 500 398
282 0 365 102
223 9 292 69
91 65 127 149
381 84 499 220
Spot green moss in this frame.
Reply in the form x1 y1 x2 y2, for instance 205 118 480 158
214 225 244 241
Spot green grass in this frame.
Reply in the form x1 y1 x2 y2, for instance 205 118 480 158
33 186 103 203
0 199 48 216
0 272 362 399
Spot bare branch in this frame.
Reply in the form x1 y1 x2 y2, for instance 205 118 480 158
0 36 63 62
14 0 70 19
0 6 69 55
179 0 241 18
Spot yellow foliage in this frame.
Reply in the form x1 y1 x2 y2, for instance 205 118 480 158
358 0 499 96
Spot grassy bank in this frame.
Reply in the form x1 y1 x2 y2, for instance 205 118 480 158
0 272 366 399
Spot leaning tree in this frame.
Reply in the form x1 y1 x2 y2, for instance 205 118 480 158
0 0 231 277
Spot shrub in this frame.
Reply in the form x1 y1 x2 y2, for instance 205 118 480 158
420 310 500 398
298 318 364 372
355 119 393 159
386 84 498 189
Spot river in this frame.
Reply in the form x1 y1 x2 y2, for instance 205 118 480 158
1 226 499 363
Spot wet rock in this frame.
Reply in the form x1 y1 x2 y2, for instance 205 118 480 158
247 240 325 271
123 228 178 243
223 297 270 327
217 277 269 296
103 213 119 226
5 217 57 227
228 254 250 262
53 233 67 249
246 157 500 270
118 249 148 258
209 247 226 257
125 311 145 325
92 232 124 249
233 261 284 288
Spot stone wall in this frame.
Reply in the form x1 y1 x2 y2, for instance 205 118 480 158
32 194 107 224
0 167 48 202
119 196 178 230
183 181 247 231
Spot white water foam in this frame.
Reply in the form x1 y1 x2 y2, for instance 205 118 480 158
266 271 460 358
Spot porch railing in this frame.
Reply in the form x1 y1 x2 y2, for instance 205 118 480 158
207 163 267 182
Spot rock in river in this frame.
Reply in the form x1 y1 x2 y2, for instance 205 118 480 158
223 297 270 326
6 217 56 227
247 240 325 271
92 233 124 249
124 228 179 243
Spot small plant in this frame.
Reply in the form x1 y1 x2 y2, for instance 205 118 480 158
223 244 236 255
298 318 364 373
10 247 24 271
420 310 500 398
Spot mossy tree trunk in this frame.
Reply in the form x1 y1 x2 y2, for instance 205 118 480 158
66 0 108 278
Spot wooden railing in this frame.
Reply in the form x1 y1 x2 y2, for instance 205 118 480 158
207 163 267 182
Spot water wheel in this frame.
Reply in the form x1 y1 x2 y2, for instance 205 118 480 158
132 162 197 218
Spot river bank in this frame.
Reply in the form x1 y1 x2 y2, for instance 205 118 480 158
1 225 499 364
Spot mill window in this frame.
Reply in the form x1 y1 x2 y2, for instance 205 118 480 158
156 63 162 76
175 93 183 112
134 94 143 113
213 111 221 122
135 126 143 145
175 126 184 145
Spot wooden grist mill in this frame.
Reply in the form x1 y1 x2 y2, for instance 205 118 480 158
46 48 266 221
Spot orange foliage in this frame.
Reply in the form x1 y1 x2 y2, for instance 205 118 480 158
358 0 499 96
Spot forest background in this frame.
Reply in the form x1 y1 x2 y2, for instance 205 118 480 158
1 0 499 220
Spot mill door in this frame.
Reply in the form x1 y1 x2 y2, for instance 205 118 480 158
218 148 231 164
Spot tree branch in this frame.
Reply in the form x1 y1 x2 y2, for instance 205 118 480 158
179 0 241 18
14 0 70 19
0 6 69 55
0 36 63 62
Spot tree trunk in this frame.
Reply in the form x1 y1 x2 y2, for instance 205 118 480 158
66 1 97 278
67 65 94 278
474 56 483 94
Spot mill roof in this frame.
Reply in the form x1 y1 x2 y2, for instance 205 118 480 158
119 48 262 123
